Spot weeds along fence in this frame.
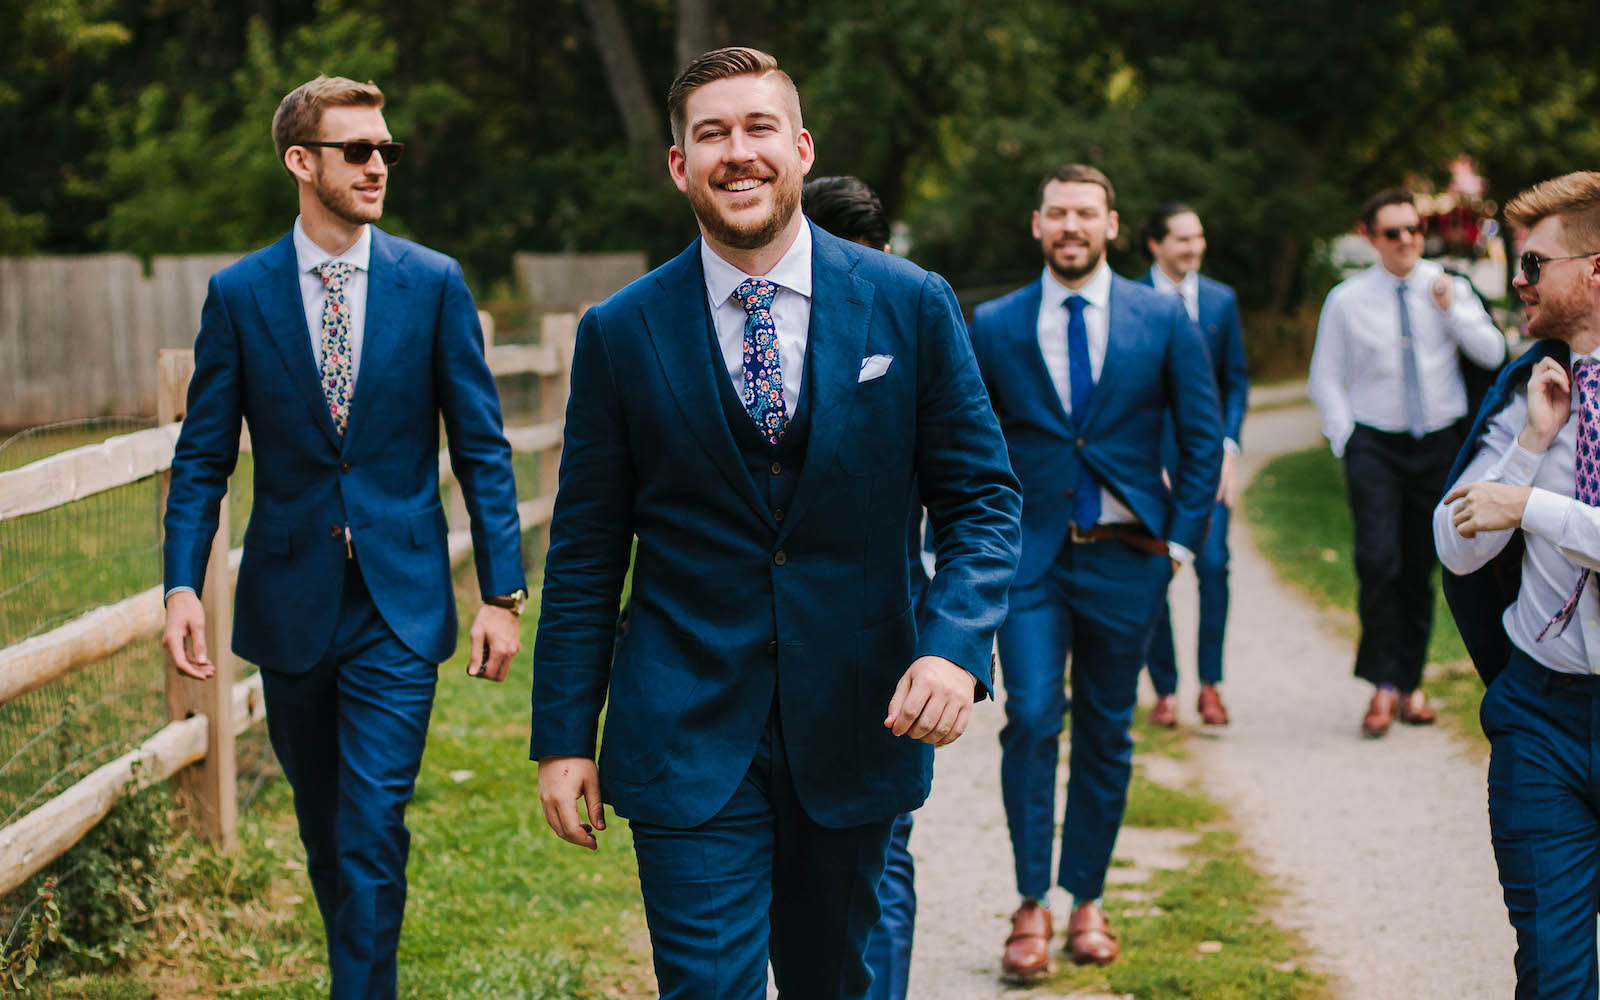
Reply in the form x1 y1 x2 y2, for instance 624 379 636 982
0 311 577 901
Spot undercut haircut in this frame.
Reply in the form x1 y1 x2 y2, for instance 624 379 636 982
1036 163 1116 211
1359 187 1415 231
1139 200 1198 258
272 75 385 175
667 46 803 148
1506 171 1600 254
803 176 890 249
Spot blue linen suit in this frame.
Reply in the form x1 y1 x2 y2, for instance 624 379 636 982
163 227 524 1000
969 273 1221 902
530 224 1021 999
1139 269 1249 694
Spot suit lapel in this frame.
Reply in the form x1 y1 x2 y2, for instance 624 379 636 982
1009 280 1075 434
248 234 342 449
1084 276 1140 431
342 228 408 454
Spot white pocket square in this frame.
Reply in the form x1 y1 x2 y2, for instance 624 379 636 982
858 354 894 382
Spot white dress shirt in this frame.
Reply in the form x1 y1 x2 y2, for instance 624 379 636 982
1150 265 1200 323
1435 349 1600 674
701 225 812 416
293 217 371 375
1309 259 1505 457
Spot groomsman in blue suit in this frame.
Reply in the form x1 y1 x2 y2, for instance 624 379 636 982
969 164 1221 980
530 48 1020 1000
160 77 527 1000
1137 201 1250 728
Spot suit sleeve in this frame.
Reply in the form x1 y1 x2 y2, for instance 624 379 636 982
1163 300 1224 553
912 273 1023 700
529 307 636 760
163 275 243 597
1220 290 1250 448
435 261 526 598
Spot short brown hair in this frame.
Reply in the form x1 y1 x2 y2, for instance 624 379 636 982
1359 187 1414 230
1506 171 1600 254
271 75 385 174
667 46 802 147
1037 164 1116 210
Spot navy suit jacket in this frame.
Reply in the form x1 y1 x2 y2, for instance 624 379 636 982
1440 338 1565 685
163 227 526 673
529 224 1022 830
1137 268 1250 448
969 274 1223 589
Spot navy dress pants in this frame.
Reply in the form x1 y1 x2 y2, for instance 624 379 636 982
995 538 1170 901
1147 500 1231 694
864 811 915 1000
629 709 897 1000
1484 649 1600 999
258 560 437 1000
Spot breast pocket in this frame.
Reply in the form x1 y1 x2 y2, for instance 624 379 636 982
835 374 907 477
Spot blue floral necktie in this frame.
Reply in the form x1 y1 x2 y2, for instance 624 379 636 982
734 277 788 446
315 261 356 435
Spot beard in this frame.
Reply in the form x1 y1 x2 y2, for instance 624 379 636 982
686 167 801 251
1044 238 1105 284
313 166 384 226
1525 284 1587 341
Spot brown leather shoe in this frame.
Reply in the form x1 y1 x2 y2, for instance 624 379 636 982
1065 900 1119 965
1149 694 1179 728
1362 689 1396 738
1197 685 1230 726
1398 689 1436 725
1001 900 1053 982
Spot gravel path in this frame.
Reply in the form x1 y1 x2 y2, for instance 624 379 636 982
906 395 1519 999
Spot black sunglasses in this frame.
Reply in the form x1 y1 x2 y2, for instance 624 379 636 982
1519 250 1599 286
298 140 405 165
1380 224 1421 241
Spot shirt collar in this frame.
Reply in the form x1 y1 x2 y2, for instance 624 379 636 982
1150 265 1199 299
1042 259 1112 309
701 221 814 308
293 216 372 275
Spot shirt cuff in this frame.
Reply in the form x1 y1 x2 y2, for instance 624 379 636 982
1167 541 1195 565
1490 440 1544 487
1223 438 1240 456
164 586 197 605
1521 488 1570 542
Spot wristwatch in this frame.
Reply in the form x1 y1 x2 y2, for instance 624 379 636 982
484 588 527 616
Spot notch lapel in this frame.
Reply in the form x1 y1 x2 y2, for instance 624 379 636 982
248 234 341 449
1011 280 1075 435
1082 277 1140 432
341 228 408 454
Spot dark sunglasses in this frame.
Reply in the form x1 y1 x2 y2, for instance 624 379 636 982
1380 224 1421 241
1519 250 1599 286
298 140 405 165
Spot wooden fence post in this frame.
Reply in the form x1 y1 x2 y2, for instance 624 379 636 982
532 313 577 573
156 349 238 850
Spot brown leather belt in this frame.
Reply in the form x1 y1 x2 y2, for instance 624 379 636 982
1069 522 1171 558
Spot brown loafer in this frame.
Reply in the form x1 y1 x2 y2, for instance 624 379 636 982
1149 694 1179 728
1398 689 1436 725
1197 685 1229 726
1001 900 1053 983
1064 900 1119 966
1362 689 1396 738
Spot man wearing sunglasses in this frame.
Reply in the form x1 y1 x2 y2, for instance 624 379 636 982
160 75 525 1000
1436 171 1600 999
1308 187 1506 737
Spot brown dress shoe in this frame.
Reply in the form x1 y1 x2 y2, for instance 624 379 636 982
1001 900 1053 982
1398 689 1436 725
1197 685 1230 726
1064 901 1120 966
1362 688 1396 738
1149 694 1179 728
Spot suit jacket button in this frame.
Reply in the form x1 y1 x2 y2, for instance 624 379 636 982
1065 488 1075 498
766 640 778 656
329 525 342 539
339 461 351 473
773 550 788 566
773 507 785 522
1075 437 1086 448
770 461 783 475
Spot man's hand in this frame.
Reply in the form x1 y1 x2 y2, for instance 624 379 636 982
161 590 213 680
885 655 976 747
1430 274 1454 312
538 756 605 850
1520 357 1572 455
1217 452 1239 508
467 604 520 681
1445 482 1533 538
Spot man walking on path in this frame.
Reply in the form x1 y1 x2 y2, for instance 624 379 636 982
530 47 1020 1000
1136 201 1249 728
160 76 526 1000
969 163 1221 979
1309 187 1505 737
1438 170 1600 1000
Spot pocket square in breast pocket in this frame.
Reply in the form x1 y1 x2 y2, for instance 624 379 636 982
859 354 894 382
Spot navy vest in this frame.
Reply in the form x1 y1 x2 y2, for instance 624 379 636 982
709 316 815 525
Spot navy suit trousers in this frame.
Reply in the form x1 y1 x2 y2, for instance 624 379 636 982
630 707 897 1000
996 539 1170 901
1484 648 1600 999
258 561 437 1000
1147 501 1231 693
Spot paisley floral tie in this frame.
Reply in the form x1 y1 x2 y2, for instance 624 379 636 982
315 261 355 435
1538 359 1600 641
733 277 788 446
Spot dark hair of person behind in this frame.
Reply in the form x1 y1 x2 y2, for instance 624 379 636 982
1036 164 1116 210
1359 187 1415 230
1138 200 1197 258
802 176 890 248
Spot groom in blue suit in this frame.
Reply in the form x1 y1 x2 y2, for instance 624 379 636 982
161 76 526 1000
530 48 1020 1000
971 164 1221 979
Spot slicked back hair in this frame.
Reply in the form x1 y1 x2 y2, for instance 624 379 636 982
271 75 385 176
1359 187 1415 230
667 46 803 148
803 176 890 249
1139 200 1198 258
1506 171 1600 255
1036 164 1116 211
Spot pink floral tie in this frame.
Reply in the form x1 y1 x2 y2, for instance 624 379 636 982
1538 359 1599 641
315 261 355 435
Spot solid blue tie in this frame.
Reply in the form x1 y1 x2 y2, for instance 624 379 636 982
1065 295 1101 529
1397 281 1427 438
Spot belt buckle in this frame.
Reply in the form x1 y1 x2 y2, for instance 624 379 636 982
1069 523 1094 544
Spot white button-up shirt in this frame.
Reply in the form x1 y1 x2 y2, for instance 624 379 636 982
701 225 813 416
293 217 371 376
1150 265 1200 324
